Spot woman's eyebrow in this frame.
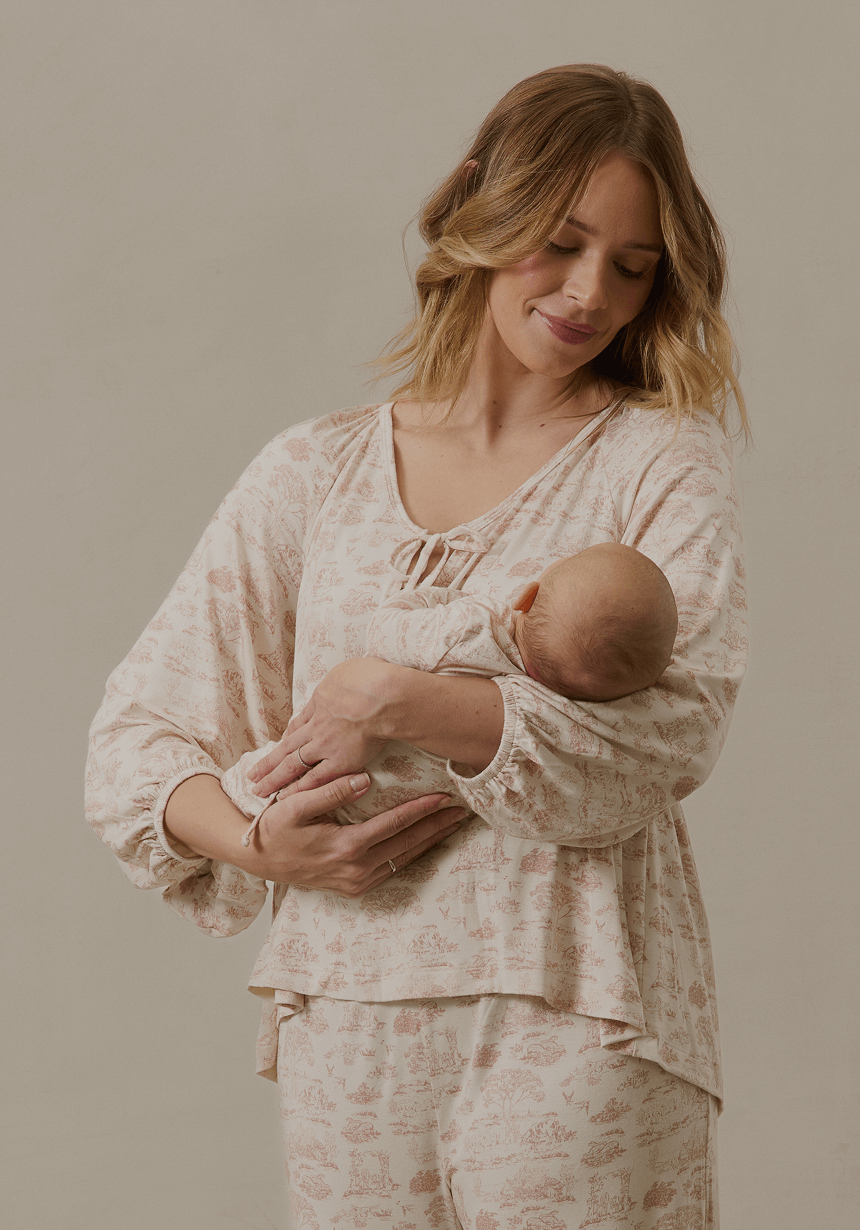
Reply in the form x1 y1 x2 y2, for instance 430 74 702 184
564 215 663 254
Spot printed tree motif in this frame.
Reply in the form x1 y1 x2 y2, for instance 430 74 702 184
530 881 590 943
481 1068 545 1141
344 1149 398 1197
409 1168 441 1194
475 1213 501 1230
643 1180 676 1209
347 1080 383 1105
519 846 557 875
360 884 423 943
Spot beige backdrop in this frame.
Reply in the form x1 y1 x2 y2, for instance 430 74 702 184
3 2 858 1227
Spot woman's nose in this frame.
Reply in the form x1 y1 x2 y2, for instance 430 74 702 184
564 257 609 311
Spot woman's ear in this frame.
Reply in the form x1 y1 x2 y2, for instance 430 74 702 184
513 582 540 613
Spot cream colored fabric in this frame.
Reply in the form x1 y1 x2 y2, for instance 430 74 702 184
222 586 525 833
86 402 747 1102
276 994 718 1229
368 585 526 677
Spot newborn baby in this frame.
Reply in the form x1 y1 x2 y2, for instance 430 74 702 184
223 543 678 838
371 542 678 703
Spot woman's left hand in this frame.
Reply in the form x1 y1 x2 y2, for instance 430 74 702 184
249 657 396 798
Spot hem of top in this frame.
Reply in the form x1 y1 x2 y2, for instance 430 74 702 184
247 970 646 1032
152 764 225 866
247 975 722 1104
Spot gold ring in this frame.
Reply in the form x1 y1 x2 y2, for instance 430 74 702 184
388 859 397 874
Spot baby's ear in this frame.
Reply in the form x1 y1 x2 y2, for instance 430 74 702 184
513 582 540 613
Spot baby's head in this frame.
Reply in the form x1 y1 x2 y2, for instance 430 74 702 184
512 544 678 702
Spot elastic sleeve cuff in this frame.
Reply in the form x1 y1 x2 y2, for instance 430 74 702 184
152 765 224 867
445 676 517 795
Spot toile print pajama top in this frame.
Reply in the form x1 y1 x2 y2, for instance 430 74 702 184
86 401 747 1102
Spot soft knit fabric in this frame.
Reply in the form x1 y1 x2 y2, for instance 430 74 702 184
275 994 718 1229
86 402 747 1101
368 585 527 678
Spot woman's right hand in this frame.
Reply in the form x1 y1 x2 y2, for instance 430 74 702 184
245 774 466 893
164 771 465 897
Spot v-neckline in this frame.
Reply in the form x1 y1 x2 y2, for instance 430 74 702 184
380 401 615 537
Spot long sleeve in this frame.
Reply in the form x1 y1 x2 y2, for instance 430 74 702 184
447 411 747 847
85 414 358 934
366 586 525 677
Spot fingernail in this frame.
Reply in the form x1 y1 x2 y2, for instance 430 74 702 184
350 773 370 794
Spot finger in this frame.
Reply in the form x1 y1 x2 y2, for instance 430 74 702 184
374 808 468 867
271 756 357 799
383 821 464 873
273 772 373 824
252 747 318 797
247 717 310 784
358 793 455 846
277 724 313 762
285 707 309 736
247 742 291 785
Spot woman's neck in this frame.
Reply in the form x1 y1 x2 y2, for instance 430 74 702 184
413 322 614 438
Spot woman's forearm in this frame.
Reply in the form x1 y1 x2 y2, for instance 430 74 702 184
165 764 467 892
164 774 261 873
378 665 505 771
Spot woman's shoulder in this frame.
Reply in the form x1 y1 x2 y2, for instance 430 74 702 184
596 403 737 476
236 403 385 498
212 404 385 538
265 402 385 466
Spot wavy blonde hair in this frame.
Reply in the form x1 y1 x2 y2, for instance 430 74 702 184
373 64 747 437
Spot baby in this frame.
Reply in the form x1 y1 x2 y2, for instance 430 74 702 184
370 542 678 704
223 543 677 835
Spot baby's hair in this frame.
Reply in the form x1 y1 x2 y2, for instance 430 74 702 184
523 545 678 702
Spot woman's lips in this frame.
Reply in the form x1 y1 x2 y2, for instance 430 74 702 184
538 311 598 345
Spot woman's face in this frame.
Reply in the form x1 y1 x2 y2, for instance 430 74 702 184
485 151 663 382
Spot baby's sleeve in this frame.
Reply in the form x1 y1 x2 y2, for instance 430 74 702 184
367 587 523 677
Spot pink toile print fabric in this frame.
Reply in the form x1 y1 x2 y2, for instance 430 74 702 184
366 584 527 678
87 402 747 1105
276 994 718 1230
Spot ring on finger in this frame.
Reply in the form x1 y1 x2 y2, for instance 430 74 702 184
388 858 397 874
296 746 312 769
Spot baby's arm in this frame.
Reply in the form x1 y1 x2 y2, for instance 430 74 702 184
224 737 471 828
245 589 522 805
367 586 524 678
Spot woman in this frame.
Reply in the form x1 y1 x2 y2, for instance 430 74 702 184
87 64 747 1228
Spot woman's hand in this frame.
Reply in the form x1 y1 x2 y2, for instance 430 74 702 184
164 772 466 896
245 775 466 894
248 657 397 798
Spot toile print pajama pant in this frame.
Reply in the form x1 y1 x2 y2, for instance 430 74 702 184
276 994 718 1230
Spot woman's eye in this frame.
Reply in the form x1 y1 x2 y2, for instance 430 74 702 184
615 263 647 280
546 242 652 281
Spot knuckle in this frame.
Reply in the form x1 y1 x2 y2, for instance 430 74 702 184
343 873 366 898
324 776 352 807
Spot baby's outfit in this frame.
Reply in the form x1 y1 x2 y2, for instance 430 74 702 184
223 587 525 832
367 585 525 678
